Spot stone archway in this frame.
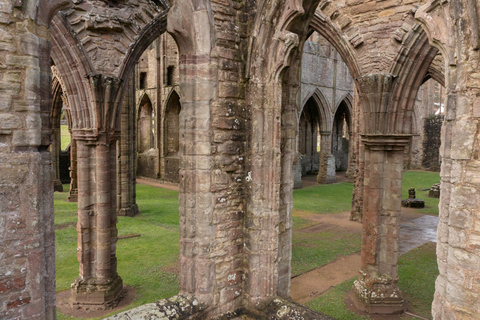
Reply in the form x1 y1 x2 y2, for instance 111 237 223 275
136 93 156 178
332 99 352 174
163 90 181 182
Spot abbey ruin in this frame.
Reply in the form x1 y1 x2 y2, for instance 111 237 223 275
0 0 478 319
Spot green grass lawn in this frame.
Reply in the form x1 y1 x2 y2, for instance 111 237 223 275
60 125 71 150
402 170 440 215
306 242 438 320
291 230 361 276
293 170 440 216
293 182 354 214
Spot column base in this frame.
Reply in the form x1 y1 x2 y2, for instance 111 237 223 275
70 275 124 310
317 155 337 184
54 179 64 192
351 273 405 315
118 204 139 217
345 168 354 180
67 189 78 202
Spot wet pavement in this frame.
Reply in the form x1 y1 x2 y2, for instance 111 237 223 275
399 214 438 254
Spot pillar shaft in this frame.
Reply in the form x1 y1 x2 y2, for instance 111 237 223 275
317 132 336 184
70 138 123 309
69 73 125 310
68 138 78 202
117 75 138 216
352 135 409 314
51 127 63 192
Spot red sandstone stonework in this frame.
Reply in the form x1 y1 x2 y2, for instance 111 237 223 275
0 0 478 319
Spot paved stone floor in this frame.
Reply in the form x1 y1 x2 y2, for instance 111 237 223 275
399 214 438 254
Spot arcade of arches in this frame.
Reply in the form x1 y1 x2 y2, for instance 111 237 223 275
1 0 479 319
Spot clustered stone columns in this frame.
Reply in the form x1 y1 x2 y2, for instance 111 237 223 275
117 77 138 217
317 131 336 184
68 138 78 202
351 73 408 314
69 74 124 309
70 135 123 309
351 135 409 314
51 126 64 192
345 130 355 179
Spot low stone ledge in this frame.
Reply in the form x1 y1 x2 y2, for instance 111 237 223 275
104 296 334 320
256 298 336 320
104 295 207 320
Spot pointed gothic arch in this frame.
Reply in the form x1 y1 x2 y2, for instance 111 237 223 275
299 88 332 132
163 90 181 181
137 93 155 154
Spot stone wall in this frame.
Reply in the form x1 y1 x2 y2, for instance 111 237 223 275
4 0 480 319
422 115 444 171
295 32 354 187
408 78 445 171
135 33 181 181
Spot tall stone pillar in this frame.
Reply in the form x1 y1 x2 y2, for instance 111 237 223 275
351 135 409 314
117 76 138 217
69 74 124 309
293 153 303 189
317 131 336 184
70 136 123 309
351 73 408 313
345 130 355 179
68 138 78 202
52 127 64 192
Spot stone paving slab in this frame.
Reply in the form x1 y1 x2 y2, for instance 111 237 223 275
399 215 438 255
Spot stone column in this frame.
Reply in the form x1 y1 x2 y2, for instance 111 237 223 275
317 131 336 184
350 84 364 221
70 136 123 309
416 1 480 318
117 76 138 217
351 135 409 314
69 74 125 309
345 130 355 179
68 138 78 202
52 127 64 192
293 153 303 189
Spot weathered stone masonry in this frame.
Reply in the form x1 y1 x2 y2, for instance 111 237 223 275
3 0 480 319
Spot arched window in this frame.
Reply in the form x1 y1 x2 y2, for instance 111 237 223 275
138 94 154 153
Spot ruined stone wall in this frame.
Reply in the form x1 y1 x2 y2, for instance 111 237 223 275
301 33 354 112
135 33 180 180
294 32 354 186
421 114 443 171
6 1 480 319
0 1 69 318
409 78 445 170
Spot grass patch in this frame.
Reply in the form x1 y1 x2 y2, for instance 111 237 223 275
402 171 440 215
306 278 370 320
398 242 438 318
306 242 438 320
60 125 70 150
291 230 361 276
292 216 316 229
293 183 354 214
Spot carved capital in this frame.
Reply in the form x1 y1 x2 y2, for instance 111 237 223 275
361 134 411 151
356 74 396 134
86 73 123 134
